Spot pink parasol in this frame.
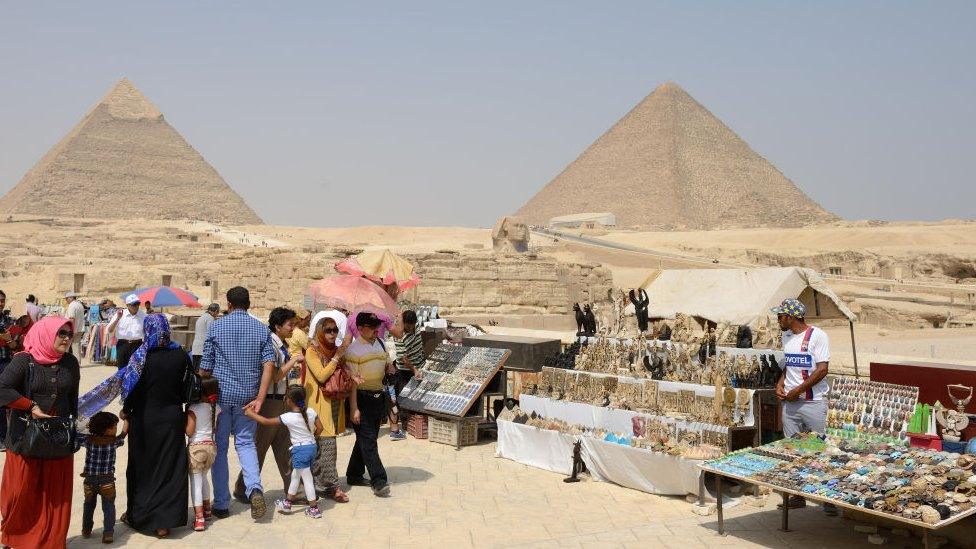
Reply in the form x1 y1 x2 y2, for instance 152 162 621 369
306 275 401 319
334 249 421 291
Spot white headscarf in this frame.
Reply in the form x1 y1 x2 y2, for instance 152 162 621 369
308 309 348 346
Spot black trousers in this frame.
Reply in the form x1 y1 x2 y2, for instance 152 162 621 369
115 340 141 369
346 390 388 488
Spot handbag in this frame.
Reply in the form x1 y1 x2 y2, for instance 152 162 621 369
182 352 203 403
312 345 355 400
8 360 77 459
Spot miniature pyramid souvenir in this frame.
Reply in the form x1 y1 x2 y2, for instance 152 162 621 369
0 78 262 224
515 81 837 229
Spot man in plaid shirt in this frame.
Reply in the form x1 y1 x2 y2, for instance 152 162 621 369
199 286 275 519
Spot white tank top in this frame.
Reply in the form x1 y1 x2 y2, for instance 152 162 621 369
188 402 217 444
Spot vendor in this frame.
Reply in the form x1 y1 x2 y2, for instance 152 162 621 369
772 298 836 515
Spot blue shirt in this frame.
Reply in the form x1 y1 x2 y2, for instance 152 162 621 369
199 310 275 407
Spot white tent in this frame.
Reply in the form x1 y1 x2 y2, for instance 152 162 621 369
641 267 854 326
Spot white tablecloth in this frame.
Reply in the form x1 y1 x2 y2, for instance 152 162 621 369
581 437 702 495
519 394 733 435
495 420 702 495
496 420 576 475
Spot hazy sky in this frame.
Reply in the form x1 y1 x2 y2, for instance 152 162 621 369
1 2 973 228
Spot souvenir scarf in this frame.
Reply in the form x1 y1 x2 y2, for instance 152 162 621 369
23 317 72 365
77 313 181 419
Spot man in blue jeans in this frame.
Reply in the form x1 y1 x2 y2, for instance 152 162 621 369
199 286 275 519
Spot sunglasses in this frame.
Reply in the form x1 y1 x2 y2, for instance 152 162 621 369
56 329 74 340
322 328 340 335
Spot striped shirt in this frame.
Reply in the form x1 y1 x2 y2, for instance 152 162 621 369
345 338 389 391
395 332 424 371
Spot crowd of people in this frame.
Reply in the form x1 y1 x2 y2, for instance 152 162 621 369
0 285 426 547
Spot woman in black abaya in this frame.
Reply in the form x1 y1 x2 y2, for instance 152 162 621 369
120 313 189 537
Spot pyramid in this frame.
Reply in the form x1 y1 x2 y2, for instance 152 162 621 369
515 82 838 230
0 78 262 224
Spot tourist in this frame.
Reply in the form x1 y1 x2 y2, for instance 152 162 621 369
64 292 86 357
191 303 220 369
186 378 220 532
303 310 351 503
120 314 189 537
199 286 275 519
233 307 304 503
108 294 146 370
98 299 117 322
245 384 324 519
773 298 835 515
144 301 153 315
25 294 41 323
0 316 81 549
287 308 312 358
392 309 425 438
6 315 31 353
78 411 128 544
345 311 392 497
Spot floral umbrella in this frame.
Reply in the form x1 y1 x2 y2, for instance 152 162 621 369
335 249 421 291
306 275 401 319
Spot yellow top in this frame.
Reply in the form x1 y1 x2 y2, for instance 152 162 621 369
287 329 309 358
345 338 389 391
302 344 345 437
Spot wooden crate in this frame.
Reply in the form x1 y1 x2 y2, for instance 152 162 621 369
406 413 429 440
428 416 479 447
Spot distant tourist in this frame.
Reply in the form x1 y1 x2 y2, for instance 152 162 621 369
199 286 276 519
345 311 392 497
64 292 86 357
233 307 304 504
0 290 15 450
108 294 146 369
144 301 154 315
97 299 117 322
287 308 312 358
773 298 835 516
191 303 220 369
25 294 41 323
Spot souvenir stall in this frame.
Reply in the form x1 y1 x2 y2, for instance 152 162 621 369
399 343 511 448
701 377 976 546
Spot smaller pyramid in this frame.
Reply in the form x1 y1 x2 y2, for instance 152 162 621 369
0 78 262 224
515 82 838 230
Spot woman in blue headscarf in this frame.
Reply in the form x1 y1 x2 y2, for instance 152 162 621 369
117 314 189 538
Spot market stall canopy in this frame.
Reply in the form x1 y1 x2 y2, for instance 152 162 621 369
640 267 854 326
306 274 401 319
335 248 420 291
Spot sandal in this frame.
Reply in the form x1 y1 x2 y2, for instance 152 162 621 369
331 487 350 503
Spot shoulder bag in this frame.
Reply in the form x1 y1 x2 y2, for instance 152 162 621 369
182 351 203 403
312 345 355 400
8 359 77 459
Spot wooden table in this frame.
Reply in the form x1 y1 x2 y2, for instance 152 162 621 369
700 465 976 549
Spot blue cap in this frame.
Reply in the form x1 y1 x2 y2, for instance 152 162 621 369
770 298 806 319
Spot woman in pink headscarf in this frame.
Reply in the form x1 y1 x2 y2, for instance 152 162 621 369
0 316 80 549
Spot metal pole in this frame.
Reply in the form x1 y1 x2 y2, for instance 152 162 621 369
849 321 860 378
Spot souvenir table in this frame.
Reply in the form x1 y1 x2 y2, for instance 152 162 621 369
701 436 976 547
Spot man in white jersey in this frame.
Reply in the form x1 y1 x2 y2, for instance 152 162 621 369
772 297 836 514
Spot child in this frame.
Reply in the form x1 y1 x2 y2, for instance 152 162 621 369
245 384 324 518
186 378 220 531
79 411 128 543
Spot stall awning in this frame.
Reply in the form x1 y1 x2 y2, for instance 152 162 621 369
641 267 855 326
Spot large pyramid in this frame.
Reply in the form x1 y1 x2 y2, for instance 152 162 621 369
515 82 837 230
0 78 262 224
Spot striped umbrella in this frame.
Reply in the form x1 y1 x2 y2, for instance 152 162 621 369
123 286 201 308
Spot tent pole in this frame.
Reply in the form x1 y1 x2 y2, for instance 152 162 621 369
849 320 860 378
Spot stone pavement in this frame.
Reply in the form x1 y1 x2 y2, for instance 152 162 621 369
0 364 954 548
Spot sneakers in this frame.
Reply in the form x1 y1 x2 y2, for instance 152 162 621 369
305 506 323 519
372 483 391 497
275 498 293 515
194 515 206 531
250 489 267 519
389 430 406 441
